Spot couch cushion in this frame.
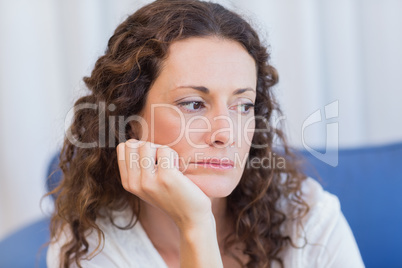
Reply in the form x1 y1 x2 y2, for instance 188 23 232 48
301 142 402 267
0 217 49 268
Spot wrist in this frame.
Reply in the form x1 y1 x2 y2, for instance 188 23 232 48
178 213 216 238
179 213 223 268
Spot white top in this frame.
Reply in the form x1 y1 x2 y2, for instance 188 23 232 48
47 178 365 267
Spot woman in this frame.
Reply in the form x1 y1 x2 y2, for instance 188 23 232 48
47 0 364 267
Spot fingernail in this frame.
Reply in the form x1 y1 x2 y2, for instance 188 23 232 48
151 143 163 148
126 139 144 148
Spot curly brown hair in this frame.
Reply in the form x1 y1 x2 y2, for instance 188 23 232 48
48 0 309 267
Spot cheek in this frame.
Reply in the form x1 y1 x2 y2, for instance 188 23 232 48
241 116 255 150
185 116 211 143
145 112 184 146
143 106 196 156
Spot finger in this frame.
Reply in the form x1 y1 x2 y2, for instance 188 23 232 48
155 146 206 205
124 139 143 190
156 146 179 172
116 143 128 185
138 142 160 179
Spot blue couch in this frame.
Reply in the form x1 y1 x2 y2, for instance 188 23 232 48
301 142 402 267
1 142 401 267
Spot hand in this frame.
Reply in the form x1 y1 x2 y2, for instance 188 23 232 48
116 139 213 230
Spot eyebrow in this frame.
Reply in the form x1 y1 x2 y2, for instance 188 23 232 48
175 86 255 95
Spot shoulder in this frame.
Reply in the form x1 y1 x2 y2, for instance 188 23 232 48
279 177 341 247
278 177 365 268
300 177 340 231
47 209 166 268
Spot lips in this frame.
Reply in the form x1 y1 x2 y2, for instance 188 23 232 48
196 159 234 166
190 158 234 169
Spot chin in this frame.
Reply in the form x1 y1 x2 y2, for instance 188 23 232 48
184 173 240 198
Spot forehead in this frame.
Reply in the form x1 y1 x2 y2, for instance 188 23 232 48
157 37 257 90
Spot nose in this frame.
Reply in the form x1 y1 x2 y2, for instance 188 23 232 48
205 105 236 148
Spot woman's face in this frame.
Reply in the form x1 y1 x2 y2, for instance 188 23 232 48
134 37 257 198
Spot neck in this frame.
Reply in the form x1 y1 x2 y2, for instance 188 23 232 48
138 197 232 256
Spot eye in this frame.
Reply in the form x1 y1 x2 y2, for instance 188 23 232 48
177 101 206 113
233 103 255 115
